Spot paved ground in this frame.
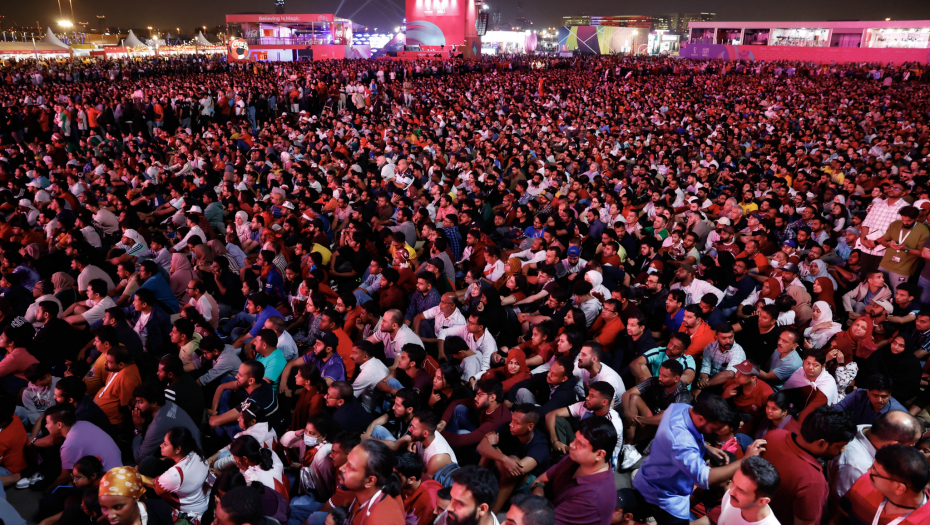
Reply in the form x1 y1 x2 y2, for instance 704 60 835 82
6 484 44 524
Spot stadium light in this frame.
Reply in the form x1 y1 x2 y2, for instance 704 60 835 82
59 20 73 27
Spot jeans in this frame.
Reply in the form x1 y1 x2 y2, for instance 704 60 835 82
13 407 29 427
306 511 329 525
444 404 478 435
0 466 9 499
370 426 397 441
288 494 324 525
214 376 242 440
354 290 373 305
417 319 437 339
222 312 255 342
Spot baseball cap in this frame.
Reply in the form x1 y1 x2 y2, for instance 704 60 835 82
283 201 295 210
717 217 731 226
318 331 339 349
427 257 445 271
781 262 800 274
845 227 861 236
734 360 760 376
616 488 638 511
782 239 797 248
188 206 203 214
567 246 581 257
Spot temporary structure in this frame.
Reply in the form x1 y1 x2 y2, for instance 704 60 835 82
196 31 213 46
44 28 70 49
123 29 148 48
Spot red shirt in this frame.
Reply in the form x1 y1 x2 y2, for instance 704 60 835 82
679 321 716 358
842 472 930 525
0 417 28 474
722 378 774 418
762 430 828 525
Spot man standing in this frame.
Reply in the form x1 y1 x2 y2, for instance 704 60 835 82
761 406 856 525
878 206 929 291
633 396 766 525
856 181 908 274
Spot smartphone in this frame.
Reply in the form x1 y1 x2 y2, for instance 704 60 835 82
205 471 217 488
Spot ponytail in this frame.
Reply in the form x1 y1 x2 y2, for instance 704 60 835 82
259 448 275 471
382 472 402 498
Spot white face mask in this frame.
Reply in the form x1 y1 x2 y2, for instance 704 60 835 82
771 260 781 268
303 435 319 447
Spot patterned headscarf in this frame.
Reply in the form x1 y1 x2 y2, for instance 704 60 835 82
99 466 146 499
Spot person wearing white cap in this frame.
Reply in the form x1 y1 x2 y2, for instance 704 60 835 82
18 199 40 227
173 213 207 252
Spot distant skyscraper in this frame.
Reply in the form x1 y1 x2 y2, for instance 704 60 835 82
275 0 285 14
97 15 106 32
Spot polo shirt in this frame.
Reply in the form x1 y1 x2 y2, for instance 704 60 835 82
834 389 908 426
664 308 685 333
722 378 774 418
761 430 828 525
544 455 616 525
643 347 697 377
680 321 716 358
255 348 286 389
302 352 346 383
841 472 930 525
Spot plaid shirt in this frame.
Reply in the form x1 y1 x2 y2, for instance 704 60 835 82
442 226 464 261
406 287 441 322
700 341 746 377
856 197 908 256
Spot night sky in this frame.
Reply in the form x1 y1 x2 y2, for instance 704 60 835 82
4 0 930 34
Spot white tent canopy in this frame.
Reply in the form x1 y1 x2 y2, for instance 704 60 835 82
196 31 213 46
44 28 69 48
123 29 148 48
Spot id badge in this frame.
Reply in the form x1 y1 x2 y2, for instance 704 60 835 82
892 256 901 262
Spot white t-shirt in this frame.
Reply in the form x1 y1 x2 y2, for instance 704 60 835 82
415 432 458 467
82 296 117 326
717 489 781 525
421 306 466 340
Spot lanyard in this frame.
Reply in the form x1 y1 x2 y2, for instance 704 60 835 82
898 228 912 249
872 497 925 525
347 490 383 525
98 370 119 398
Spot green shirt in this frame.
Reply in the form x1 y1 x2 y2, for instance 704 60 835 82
643 347 697 389
255 348 286 389
880 220 929 276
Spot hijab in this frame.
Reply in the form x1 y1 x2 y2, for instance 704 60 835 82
52 271 76 294
170 253 195 305
814 277 836 310
808 260 836 290
501 348 531 393
783 365 839 405
586 270 611 302
762 278 782 300
495 258 522 290
805 301 843 350
787 286 813 327
235 210 251 244
209 238 228 256
24 243 41 260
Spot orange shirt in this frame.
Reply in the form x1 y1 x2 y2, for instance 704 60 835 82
84 352 109 397
94 363 142 425
589 316 625 353
679 321 716 359
334 328 356 378
0 417 28 474
349 494 406 525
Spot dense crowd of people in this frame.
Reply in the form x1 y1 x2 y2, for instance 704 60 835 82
0 52 928 525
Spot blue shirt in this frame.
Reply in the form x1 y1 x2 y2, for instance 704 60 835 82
633 403 710 519
664 308 685 333
834 389 907 426
303 352 347 383
249 306 283 338
136 273 180 314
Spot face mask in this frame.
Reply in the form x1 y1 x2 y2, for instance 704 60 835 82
303 435 319 447
771 260 781 268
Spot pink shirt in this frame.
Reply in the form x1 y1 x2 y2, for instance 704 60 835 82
0 347 39 380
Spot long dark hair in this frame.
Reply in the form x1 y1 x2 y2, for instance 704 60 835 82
165 426 204 459
229 435 274 471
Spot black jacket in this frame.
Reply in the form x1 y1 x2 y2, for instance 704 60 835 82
507 374 579 418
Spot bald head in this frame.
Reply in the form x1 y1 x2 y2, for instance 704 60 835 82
870 410 923 447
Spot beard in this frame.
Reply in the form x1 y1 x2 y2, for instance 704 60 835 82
446 508 481 525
